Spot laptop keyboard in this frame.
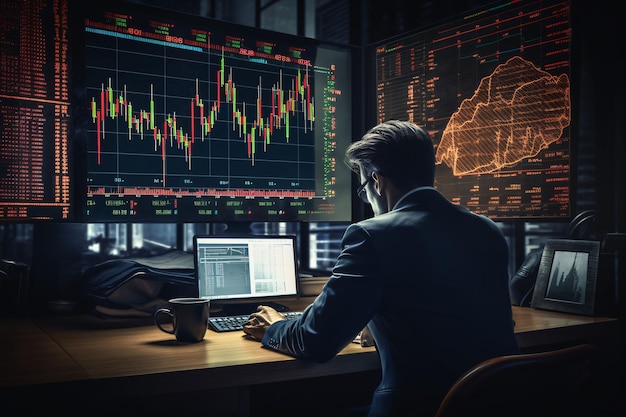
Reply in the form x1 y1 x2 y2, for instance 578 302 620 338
208 311 303 332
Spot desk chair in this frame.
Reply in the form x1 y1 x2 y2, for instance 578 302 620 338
435 344 599 417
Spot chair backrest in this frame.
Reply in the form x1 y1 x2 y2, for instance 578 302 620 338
435 344 599 417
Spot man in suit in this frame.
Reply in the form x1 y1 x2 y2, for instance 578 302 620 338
243 120 520 416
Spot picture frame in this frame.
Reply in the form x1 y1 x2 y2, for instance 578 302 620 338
530 239 601 316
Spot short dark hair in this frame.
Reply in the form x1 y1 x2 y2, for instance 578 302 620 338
344 120 435 189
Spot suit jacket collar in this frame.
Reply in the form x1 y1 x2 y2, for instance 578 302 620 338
392 186 438 211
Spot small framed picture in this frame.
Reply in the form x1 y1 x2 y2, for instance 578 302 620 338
531 239 601 316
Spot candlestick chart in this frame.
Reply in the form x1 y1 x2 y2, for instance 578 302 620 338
89 48 314 176
81 3 352 221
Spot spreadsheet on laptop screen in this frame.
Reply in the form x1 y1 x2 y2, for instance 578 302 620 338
193 235 299 302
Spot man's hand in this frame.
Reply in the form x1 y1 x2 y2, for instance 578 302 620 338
242 305 286 341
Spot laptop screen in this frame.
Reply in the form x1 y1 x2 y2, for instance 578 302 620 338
192 235 300 304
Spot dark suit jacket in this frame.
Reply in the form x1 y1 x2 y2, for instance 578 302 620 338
261 187 520 416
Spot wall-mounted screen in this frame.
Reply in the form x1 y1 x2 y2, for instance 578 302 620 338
373 0 572 220
0 0 73 221
77 1 353 223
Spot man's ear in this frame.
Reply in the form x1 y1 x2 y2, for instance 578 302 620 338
372 171 384 196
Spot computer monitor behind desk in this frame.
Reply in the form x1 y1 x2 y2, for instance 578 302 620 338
192 235 300 316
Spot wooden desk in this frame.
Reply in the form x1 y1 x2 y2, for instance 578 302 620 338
512 306 620 350
0 304 619 416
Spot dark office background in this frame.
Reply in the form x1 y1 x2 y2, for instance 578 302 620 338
0 0 624 326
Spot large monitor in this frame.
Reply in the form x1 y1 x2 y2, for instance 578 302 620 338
0 0 74 221
372 0 573 221
74 1 353 223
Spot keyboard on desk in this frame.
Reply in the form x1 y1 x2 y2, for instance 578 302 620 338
208 311 303 332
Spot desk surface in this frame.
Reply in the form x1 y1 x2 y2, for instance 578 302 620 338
0 303 619 398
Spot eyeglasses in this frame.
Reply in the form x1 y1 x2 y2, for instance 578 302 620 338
356 174 374 203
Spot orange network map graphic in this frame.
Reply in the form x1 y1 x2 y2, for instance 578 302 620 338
435 56 571 176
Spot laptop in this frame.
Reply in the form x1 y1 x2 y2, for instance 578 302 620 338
192 234 301 324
